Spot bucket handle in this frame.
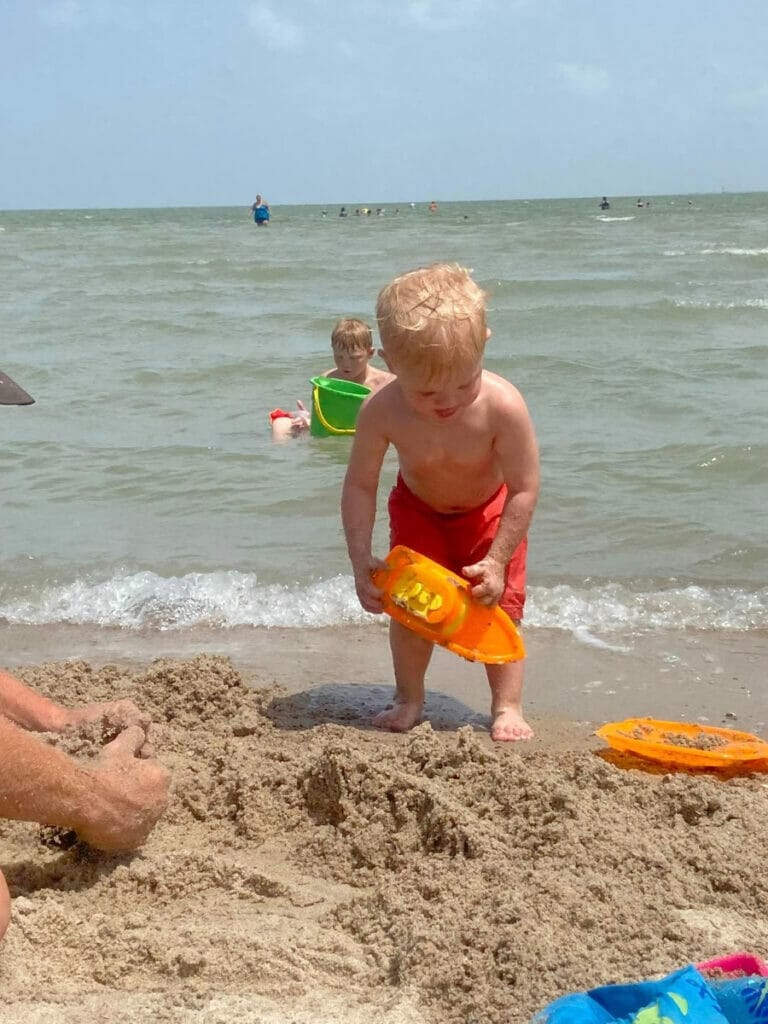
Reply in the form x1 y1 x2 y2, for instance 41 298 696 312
312 385 356 436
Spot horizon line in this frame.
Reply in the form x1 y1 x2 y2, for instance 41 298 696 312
1 189 762 214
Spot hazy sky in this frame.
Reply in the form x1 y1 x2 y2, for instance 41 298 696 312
2 0 767 209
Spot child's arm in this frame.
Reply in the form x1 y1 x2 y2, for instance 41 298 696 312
341 402 390 613
463 395 540 606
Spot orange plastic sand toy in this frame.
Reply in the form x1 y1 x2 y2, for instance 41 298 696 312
596 717 768 771
372 545 525 664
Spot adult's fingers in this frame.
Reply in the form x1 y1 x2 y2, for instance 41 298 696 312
100 725 147 760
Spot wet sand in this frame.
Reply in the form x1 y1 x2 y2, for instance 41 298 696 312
1 626 767 1023
2 622 766 734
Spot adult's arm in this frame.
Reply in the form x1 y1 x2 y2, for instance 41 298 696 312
0 716 169 852
0 667 149 734
0 667 74 731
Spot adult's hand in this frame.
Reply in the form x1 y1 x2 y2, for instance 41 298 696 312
74 726 170 853
0 717 169 854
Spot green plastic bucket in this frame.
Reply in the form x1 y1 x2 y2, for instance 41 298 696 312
310 377 370 436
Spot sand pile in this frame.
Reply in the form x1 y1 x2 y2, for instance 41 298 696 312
1 655 766 1023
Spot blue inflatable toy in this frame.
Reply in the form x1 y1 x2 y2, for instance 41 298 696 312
533 965 731 1023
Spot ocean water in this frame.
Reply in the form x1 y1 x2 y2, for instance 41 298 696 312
2 195 767 637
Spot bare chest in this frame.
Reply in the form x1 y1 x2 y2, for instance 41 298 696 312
391 421 501 509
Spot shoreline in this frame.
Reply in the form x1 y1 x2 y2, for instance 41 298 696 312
2 622 765 737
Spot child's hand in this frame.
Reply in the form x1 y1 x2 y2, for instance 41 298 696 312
462 557 506 606
290 399 311 435
353 557 387 614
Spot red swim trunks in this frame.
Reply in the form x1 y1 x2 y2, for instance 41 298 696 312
388 474 528 620
269 408 293 422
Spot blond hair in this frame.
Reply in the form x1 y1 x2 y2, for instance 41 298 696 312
376 263 488 381
331 317 373 353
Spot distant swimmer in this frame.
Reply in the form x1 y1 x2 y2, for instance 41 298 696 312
251 194 270 225
339 206 348 217
429 200 438 212
636 198 644 208
600 197 610 210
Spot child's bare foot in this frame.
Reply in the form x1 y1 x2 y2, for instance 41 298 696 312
373 700 423 732
491 707 533 742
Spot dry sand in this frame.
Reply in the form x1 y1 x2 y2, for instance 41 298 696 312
1 628 767 1023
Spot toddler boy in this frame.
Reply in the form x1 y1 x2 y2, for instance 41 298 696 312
271 318 392 439
341 264 539 740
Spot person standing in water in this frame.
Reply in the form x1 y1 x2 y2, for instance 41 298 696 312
251 194 271 225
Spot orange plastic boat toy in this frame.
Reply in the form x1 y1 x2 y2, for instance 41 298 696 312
372 545 525 664
596 717 768 771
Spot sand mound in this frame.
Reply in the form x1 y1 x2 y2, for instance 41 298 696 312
1 655 766 1023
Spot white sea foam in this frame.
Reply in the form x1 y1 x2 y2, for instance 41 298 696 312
700 247 768 256
596 216 635 222
1 573 766 633
673 298 768 310
664 248 768 258
571 627 631 652
526 582 768 632
0 571 372 630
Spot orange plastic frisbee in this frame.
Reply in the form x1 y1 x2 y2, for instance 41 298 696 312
371 545 525 664
596 717 768 770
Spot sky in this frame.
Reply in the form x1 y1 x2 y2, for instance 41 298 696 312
2 0 768 209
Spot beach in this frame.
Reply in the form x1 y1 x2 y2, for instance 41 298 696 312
2 196 767 1020
1 628 767 1023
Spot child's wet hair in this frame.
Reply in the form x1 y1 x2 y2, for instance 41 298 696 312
331 318 374 353
376 263 488 379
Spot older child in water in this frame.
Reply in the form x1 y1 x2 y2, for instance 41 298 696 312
341 264 539 741
271 318 392 439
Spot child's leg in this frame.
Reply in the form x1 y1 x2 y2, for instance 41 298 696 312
373 619 434 732
485 629 533 741
270 416 294 441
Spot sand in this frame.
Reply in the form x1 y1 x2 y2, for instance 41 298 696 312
1 630 767 1023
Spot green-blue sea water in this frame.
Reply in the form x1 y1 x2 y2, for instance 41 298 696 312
2 195 767 633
